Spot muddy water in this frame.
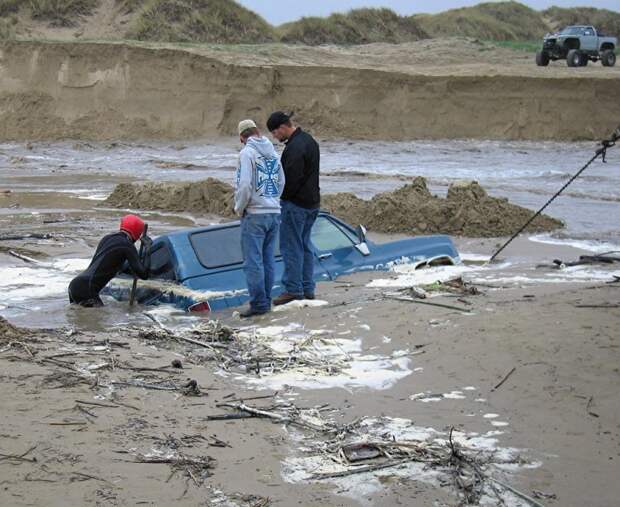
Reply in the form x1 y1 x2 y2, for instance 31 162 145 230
1 138 619 329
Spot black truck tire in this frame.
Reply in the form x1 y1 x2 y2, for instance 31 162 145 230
567 49 581 67
535 50 550 66
601 50 616 67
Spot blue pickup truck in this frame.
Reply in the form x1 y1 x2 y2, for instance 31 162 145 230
108 212 459 312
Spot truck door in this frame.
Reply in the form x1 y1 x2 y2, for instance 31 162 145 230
581 27 597 51
311 215 368 280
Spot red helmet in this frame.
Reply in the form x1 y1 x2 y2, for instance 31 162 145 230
120 214 145 241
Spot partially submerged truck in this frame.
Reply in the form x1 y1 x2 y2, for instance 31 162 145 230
536 25 617 67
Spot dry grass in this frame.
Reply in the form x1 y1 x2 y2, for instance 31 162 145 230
543 7 620 37
415 1 549 41
278 8 428 45
0 0 21 16
126 0 275 43
29 0 99 26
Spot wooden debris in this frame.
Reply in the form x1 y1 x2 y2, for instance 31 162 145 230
387 294 473 313
491 366 517 392
0 445 37 463
132 453 214 487
586 396 599 418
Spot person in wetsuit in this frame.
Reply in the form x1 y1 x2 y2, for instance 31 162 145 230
68 214 151 307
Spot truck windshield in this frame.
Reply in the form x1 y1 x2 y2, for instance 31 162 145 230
560 27 588 35
311 216 357 251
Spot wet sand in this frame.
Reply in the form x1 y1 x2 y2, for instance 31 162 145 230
1 226 619 506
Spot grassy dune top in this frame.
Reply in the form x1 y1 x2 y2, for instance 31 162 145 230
0 0 618 45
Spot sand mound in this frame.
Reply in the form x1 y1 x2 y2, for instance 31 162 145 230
105 177 562 237
105 178 235 217
0 316 26 343
322 178 563 237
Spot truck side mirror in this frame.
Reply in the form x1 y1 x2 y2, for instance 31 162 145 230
354 225 370 256
355 224 367 244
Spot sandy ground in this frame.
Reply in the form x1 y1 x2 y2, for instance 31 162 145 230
1 231 619 506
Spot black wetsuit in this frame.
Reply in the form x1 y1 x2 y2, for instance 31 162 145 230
68 232 150 306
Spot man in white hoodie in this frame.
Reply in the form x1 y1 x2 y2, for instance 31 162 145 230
234 119 285 317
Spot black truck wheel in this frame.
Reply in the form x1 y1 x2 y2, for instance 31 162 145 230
601 50 616 67
567 49 581 67
535 50 550 66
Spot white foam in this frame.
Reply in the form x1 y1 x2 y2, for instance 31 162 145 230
272 299 328 312
243 355 412 391
443 390 466 400
529 234 620 253
233 324 412 391
460 253 492 263
0 258 89 302
471 266 619 285
367 264 475 288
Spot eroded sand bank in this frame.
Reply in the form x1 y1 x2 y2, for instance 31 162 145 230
0 40 619 141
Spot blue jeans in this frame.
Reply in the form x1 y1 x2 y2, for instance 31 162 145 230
280 200 319 296
241 213 280 312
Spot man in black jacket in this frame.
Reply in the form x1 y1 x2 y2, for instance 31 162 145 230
68 214 151 307
267 112 320 305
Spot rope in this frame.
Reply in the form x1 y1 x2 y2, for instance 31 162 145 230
489 127 620 262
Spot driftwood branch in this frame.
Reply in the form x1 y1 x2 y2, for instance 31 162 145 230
219 402 328 432
491 366 517 391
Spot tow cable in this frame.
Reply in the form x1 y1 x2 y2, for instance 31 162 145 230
489 126 620 262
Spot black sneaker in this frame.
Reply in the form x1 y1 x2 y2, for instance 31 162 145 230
303 293 315 300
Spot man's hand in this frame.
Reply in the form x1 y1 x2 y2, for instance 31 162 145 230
141 235 153 250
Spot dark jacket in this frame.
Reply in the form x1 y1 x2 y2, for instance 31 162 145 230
68 232 150 302
280 128 320 209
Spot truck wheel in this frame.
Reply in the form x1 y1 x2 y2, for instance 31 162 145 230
535 50 550 66
567 49 581 67
601 50 616 67
581 54 588 66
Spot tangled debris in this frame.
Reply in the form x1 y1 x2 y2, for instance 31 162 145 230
136 322 351 378
214 402 542 506
133 453 215 487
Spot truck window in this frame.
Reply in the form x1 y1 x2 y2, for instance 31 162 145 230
190 225 281 269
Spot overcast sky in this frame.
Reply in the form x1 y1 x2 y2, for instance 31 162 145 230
237 1 619 25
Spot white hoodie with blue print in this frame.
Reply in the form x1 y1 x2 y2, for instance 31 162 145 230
234 135 285 216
